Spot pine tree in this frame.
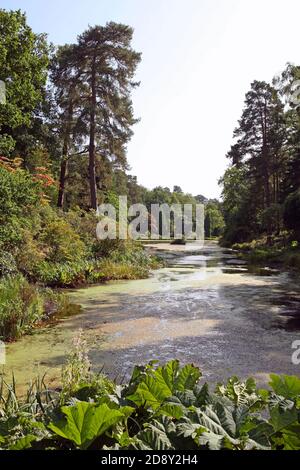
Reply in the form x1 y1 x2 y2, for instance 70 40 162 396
75 22 141 209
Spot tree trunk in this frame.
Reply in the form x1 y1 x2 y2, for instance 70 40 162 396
88 55 98 210
57 154 68 208
57 99 73 209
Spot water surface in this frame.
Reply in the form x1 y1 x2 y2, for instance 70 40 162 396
4 241 300 390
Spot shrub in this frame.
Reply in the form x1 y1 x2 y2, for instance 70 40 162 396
0 275 44 341
33 260 89 287
14 229 46 276
0 275 71 341
0 166 41 250
31 243 160 287
93 238 127 258
41 219 87 263
90 259 149 281
64 208 99 256
0 251 17 277
0 358 300 450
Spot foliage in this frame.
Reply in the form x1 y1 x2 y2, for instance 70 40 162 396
0 274 44 341
40 219 87 263
220 65 300 246
0 166 42 250
0 274 71 341
0 358 300 450
232 235 300 271
61 329 91 397
0 251 17 277
48 402 127 450
0 9 50 156
32 258 151 288
204 202 224 238
283 189 300 241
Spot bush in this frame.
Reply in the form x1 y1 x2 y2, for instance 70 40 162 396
93 237 127 258
33 260 89 287
0 358 300 450
41 219 87 263
0 275 71 341
0 275 44 341
91 259 149 281
14 229 46 276
0 166 42 250
64 208 99 256
31 241 161 287
0 251 17 277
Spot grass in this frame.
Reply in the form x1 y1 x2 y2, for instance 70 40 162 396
0 275 44 341
0 274 73 341
232 236 300 271
31 244 163 288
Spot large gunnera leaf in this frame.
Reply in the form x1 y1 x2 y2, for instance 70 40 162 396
49 402 128 449
127 360 201 409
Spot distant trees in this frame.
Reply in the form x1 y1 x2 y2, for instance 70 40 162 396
204 201 225 238
173 185 183 193
220 65 300 245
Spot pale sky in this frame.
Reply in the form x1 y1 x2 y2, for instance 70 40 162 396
2 0 300 198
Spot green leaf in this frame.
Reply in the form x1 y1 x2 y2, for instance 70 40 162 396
281 424 300 450
156 360 180 393
197 429 225 450
127 360 201 410
134 417 176 450
269 374 300 399
127 375 171 409
269 406 298 433
9 434 37 450
247 422 273 449
216 376 260 408
178 405 240 450
157 402 184 419
48 402 126 449
177 419 202 439
174 363 202 391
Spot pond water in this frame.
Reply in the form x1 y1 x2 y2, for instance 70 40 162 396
4 241 300 391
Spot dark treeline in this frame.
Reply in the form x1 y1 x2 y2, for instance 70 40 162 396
220 64 300 246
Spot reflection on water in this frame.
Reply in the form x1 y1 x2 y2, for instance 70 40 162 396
3 241 300 391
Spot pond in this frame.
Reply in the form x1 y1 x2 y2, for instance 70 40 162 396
4 241 300 392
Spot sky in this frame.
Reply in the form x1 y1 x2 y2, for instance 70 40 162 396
2 0 300 198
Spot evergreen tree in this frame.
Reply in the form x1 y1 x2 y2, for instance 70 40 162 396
75 22 141 209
